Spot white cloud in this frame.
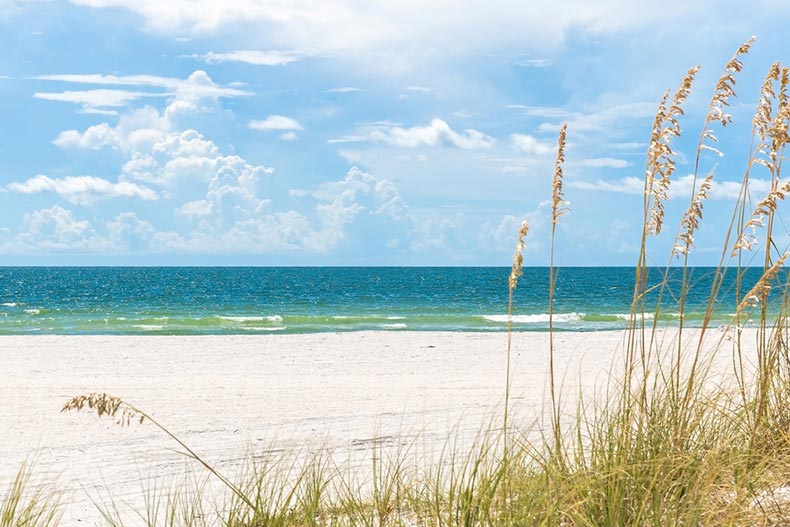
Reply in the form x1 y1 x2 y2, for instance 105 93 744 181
510 133 554 155
537 102 657 133
329 118 495 149
610 142 647 151
409 218 460 254
35 70 251 99
7 175 159 205
34 89 160 109
16 206 109 251
65 0 711 64
173 167 410 254
569 174 774 201
106 212 184 251
123 130 274 188
569 176 648 194
53 82 276 190
326 86 361 93
79 107 120 116
506 105 579 119
279 132 299 141
578 157 630 169
177 199 213 218
249 114 303 131
54 123 119 150
191 49 302 66
311 166 407 220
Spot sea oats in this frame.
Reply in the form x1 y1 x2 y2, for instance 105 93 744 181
697 37 755 159
754 62 781 141
552 124 569 225
646 67 700 236
758 67 790 172
673 172 714 257
508 221 529 291
736 252 788 311
62 392 145 426
706 36 754 129
733 179 790 255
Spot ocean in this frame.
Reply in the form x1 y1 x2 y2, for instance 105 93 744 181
0 267 774 335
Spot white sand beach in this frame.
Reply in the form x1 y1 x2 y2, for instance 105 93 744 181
0 330 749 525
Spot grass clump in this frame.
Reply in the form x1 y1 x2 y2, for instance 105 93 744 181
1 463 61 527
53 36 790 526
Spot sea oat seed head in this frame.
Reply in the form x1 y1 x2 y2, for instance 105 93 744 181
62 392 145 426
736 252 788 311
673 172 714 258
552 124 569 225
646 68 699 236
509 221 529 291
754 62 781 140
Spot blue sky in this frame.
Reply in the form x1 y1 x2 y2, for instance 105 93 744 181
1 0 789 265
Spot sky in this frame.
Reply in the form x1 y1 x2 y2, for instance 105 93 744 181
1 0 790 266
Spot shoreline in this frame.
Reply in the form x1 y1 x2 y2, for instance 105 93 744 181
0 330 748 525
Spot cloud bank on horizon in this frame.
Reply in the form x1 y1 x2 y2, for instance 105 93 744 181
0 0 788 265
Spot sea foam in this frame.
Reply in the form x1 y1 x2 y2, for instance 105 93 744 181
219 315 283 323
483 313 584 324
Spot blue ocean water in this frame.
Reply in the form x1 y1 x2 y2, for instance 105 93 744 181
0 267 775 335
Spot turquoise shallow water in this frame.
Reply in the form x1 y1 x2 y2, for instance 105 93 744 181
0 267 774 334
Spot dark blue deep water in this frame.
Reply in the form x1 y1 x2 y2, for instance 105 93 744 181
0 267 776 334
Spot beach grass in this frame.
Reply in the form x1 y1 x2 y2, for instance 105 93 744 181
1 463 61 527
10 36 790 525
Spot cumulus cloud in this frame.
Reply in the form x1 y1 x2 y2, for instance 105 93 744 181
125 131 273 188
191 49 302 66
7 175 158 205
106 212 183 251
329 118 495 149
52 82 275 190
21 63 433 257
16 206 109 251
249 115 303 131
510 133 554 155
176 166 410 253
54 121 133 150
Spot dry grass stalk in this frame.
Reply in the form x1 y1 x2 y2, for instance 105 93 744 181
733 180 790 254
753 62 781 142
737 251 789 311
754 67 790 172
708 37 754 127
730 63 790 256
552 124 568 224
700 37 754 157
62 393 145 426
673 172 714 257
508 221 529 291
646 66 700 235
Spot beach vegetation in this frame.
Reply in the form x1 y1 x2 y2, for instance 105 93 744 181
1 463 61 527
32 35 790 525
